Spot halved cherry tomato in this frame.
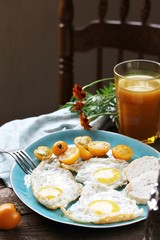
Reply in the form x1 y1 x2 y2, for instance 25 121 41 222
112 144 134 161
52 141 68 156
0 203 21 230
34 146 52 161
77 144 93 160
58 146 80 165
88 141 110 157
74 136 92 149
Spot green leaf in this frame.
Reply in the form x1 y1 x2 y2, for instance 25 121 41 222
62 78 118 125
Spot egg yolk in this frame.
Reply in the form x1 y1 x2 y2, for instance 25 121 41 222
38 186 62 200
89 200 120 215
93 168 120 184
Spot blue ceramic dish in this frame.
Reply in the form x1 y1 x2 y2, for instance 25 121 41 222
10 129 160 228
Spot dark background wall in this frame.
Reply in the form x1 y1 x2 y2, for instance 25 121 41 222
0 0 58 125
0 0 159 125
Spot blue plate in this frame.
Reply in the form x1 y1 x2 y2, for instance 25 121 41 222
10 129 160 228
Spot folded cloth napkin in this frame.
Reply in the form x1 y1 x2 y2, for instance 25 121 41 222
0 108 111 187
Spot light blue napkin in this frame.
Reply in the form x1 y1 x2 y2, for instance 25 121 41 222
0 108 110 187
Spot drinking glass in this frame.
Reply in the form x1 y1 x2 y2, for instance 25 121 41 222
114 59 160 142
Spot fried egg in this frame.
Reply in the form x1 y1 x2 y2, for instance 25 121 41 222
61 183 143 224
31 159 82 209
75 158 129 189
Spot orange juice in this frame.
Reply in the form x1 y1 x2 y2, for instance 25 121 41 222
116 75 160 140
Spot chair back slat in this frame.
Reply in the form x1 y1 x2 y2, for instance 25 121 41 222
98 0 108 22
141 0 151 25
120 0 130 24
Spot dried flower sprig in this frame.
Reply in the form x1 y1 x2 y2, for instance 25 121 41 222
72 84 92 129
63 78 117 129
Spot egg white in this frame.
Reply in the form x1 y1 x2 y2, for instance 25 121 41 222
61 183 143 224
31 159 82 209
75 158 129 189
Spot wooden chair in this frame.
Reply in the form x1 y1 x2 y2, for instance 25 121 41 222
58 0 160 104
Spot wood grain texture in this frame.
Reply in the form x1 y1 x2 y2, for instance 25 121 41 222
58 0 160 104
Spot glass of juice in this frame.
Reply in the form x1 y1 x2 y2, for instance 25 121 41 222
114 59 160 141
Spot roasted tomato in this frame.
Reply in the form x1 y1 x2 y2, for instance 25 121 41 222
52 141 68 156
58 146 80 165
112 144 134 161
76 144 93 160
74 136 92 149
34 146 52 161
0 203 21 230
87 141 110 157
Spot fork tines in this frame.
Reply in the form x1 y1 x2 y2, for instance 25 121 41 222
11 150 36 175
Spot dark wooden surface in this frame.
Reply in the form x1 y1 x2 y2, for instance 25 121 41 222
0 138 159 240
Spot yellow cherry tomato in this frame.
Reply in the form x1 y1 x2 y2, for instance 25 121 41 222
77 144 93 160
112 144 134 161
58 146 80 165
88 141 110 157
0 203 21 230
34 146 52 161
74 136 92 149
52 141 68 156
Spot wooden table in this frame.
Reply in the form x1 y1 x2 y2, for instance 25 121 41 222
0 139 160 240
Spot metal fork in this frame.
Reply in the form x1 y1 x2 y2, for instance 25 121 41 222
0 149 36 174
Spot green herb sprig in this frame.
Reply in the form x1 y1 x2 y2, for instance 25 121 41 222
63 78 118 126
